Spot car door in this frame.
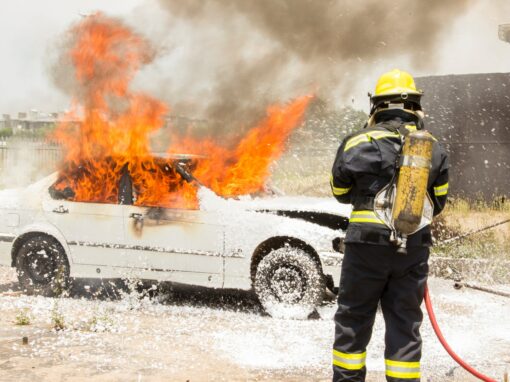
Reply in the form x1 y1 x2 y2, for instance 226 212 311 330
122 205 224 287
42 196 125 267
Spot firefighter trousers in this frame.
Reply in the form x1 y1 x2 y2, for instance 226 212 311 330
332 243 429 382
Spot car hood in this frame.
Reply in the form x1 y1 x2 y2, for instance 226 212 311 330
198 187 350 216
196 189 351 232
234 195 352 217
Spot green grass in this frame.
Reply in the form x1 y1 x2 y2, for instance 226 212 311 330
445 197 510 213
86 310 115 332
14 309 31 326
51 301 65 331
0 127 13 138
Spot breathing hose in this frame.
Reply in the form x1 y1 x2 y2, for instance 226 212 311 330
424 284 497 382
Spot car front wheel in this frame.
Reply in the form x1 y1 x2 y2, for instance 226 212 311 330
254 246 325 319
15 235 70 297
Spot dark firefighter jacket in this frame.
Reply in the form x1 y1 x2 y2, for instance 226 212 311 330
331 112 449 247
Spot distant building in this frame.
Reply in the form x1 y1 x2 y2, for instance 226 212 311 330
499 24 510 43
0 110 59 131
0 114 12 129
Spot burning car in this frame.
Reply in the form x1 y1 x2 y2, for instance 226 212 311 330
0 14 351 318
0 155 349 318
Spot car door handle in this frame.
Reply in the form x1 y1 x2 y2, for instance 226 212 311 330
52 205 69 214
129 213 144 222
129 213 144 233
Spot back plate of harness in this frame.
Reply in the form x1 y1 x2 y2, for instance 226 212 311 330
373 183 434 235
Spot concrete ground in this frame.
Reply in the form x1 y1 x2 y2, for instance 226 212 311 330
0 265 508 382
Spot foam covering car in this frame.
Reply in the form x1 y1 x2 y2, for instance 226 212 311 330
0 157 349 318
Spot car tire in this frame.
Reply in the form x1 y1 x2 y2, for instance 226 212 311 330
254 246 325 319
15 235 70 297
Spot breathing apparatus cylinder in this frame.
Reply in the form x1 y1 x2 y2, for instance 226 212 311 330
391 130 435 253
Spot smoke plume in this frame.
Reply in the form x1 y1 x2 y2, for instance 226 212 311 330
147 0 473 131
50 1 474 138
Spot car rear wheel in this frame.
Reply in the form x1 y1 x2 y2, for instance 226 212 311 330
254 246 325 319
15 235 70 297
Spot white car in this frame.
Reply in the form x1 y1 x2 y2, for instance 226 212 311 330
0 157 349 317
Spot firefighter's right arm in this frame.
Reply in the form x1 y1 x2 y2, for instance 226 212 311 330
330 139 354 204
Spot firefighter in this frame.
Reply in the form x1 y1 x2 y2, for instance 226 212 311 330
330 69 449 382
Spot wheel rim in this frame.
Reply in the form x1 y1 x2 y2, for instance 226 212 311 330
24 248 57 283
269 265 306 304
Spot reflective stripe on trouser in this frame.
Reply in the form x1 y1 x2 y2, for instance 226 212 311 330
332 349 366 370
385 359 421 380
349 210 386 225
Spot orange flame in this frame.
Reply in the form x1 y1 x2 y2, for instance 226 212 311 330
53 14 310 209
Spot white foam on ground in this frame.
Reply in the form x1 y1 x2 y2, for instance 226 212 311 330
0 271 508 380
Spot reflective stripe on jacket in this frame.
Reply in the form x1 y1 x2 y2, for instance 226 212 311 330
331 117 449 247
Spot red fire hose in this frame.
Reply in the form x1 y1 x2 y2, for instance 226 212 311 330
424 284 497 382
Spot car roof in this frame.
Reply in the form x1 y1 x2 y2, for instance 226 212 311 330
150 153 207 160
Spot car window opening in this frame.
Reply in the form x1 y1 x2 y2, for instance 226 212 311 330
48 157 198 209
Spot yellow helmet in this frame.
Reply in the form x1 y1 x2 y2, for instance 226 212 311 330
367 69 424 127
374 69 422 97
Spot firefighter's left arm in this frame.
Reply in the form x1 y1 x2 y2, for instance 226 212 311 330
430 145 449 216
331 139 354 204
